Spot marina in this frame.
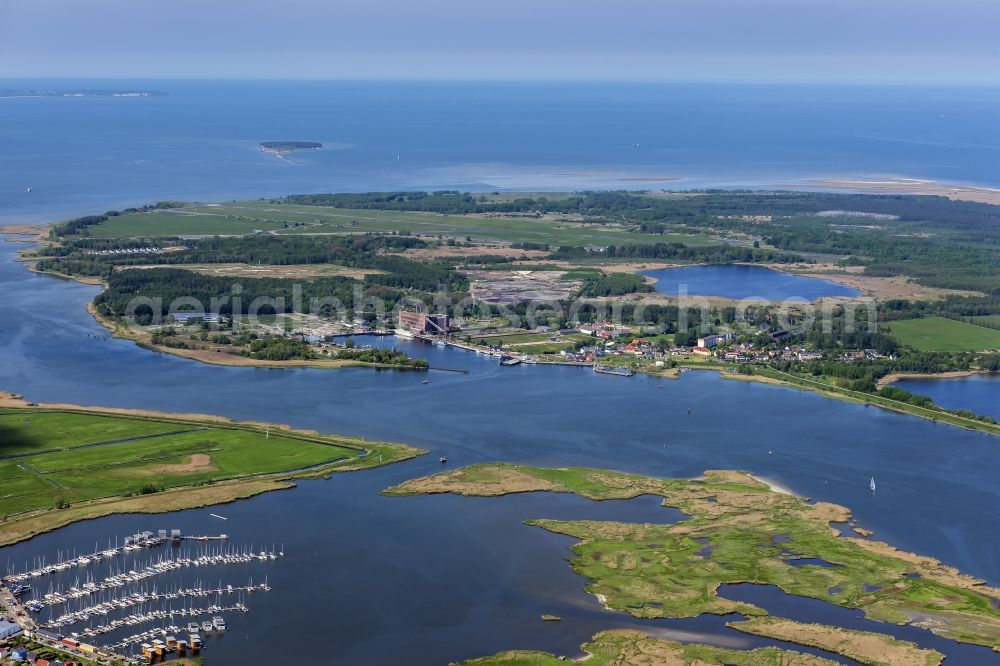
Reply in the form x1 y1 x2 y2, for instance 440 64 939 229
41 581 270 628
4 533 245 585
18 546 281 609
2 529 283 664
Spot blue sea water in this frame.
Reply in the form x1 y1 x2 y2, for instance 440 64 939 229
3 80 1000 223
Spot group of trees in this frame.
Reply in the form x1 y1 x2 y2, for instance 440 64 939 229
247 336 315 361
551 242 803 264
333 347 428 368
579 272 651 297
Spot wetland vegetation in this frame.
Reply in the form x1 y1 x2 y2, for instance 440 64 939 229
388 464 1000 652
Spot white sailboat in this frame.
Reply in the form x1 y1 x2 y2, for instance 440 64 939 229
869 476 876 492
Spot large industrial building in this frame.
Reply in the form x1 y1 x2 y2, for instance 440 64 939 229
397 311 450 335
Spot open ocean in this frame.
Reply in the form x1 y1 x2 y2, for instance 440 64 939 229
3 80 1000 223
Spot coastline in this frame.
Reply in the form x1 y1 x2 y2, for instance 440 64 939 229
0 478 297 549
724 366 1000 437
0 392 426 547
23 259 425 371
0 223 49 243
801 176 1000 206
762 262 980 302
656 363 1000 438
86 302 381 370
876 370 987 389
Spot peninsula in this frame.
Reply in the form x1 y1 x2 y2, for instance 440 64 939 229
0 392 424 547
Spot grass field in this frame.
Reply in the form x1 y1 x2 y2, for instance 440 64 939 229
82 201 713 246
0 408 407 520
883 316 1000 352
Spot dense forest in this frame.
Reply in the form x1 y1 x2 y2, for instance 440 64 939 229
96 269 370 318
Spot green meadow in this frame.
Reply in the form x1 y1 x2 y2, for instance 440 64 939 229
883 316 1000 352
0 408 401 520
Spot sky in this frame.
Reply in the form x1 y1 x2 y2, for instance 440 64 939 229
2 0 999 83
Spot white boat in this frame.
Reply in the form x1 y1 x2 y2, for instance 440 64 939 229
869 476 876 492
395 329 415 339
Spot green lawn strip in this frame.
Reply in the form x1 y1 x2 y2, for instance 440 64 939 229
386 464 1000 648
462 629 839 665
881 317 1000 352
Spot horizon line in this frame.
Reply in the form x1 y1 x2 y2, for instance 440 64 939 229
2 75 1000 88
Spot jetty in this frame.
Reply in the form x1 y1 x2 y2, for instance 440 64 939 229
593 364 635 377
4 530 230 584
15 545 282 615
42 580 270 629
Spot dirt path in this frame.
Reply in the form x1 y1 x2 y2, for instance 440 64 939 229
154 453 217 474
